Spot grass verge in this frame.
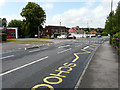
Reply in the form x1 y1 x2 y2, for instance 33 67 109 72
6 40 53 43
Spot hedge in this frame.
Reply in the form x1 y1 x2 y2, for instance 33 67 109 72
0 33 7 41
111 32 120 54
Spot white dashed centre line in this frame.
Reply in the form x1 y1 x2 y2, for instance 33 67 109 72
0 56 48 76
58 45 70 48
0 55 14 60
57 48 72 54
83 46 89 49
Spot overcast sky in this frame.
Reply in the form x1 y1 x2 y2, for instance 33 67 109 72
0 0 119 28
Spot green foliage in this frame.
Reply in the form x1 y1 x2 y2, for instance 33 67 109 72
2 18 7 27
105 1 120 36
101 32 108 36
20 2 46 38
105 1 120 54
111 32 120 46
0 33 7 41
8 20 24 38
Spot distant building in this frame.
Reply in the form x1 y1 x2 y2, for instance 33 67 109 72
42 25 68 38
90 30 97 34
68 27 86 38
0 27 18 39
7 27 18 39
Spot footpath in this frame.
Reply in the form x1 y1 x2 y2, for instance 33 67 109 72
78 41 119 89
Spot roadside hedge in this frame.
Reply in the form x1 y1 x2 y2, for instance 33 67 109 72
0 33 7 42
111 32 120 54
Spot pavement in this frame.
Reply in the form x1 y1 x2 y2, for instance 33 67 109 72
78 41 119 89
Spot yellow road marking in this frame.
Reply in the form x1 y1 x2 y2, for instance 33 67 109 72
43 76 63 84
31 84 54 90
72 49 91 62
72 53 79 62
31 44 98 89
25 48 27 51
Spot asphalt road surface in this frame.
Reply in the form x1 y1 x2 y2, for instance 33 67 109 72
1 37 109 90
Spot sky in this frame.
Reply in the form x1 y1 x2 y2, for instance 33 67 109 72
0 0 119 28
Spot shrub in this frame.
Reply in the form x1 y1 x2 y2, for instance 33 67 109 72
0 33 7 41
111 32 120 54
101 32 108 36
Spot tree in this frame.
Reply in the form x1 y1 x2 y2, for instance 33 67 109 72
0 18 2 27
20 2 46 37
2 18 7 27
8 20 24 38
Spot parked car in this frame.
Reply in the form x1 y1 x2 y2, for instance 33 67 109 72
50 35 54 39
57 35 67 39
97 35 101 38
67 36 76 39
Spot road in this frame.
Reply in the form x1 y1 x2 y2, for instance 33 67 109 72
1 37 109 89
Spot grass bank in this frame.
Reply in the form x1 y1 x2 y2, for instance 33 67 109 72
6 40 53 43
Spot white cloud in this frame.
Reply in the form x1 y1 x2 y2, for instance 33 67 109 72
42 3 54 10
0 0 5 7
1 15 23 24
0 0 5 15
45 0 119 28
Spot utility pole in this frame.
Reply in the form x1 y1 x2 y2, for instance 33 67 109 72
38 26 40 38
60 22 61 35
110 0 113 44
110 0 113 36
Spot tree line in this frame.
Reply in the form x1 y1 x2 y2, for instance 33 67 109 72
104 1 120 36
104 1 120 54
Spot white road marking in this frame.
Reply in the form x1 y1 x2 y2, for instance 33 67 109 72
57 48 71 54
29 47 48 53
0 56 48 76
0 55 14 60
58 45 70 48
29 49 41 53
83 46 89 49
75 45 81 47
25 44 30 46
0 51 13 54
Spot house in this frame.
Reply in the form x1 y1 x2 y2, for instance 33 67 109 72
42 25 68 38
0 27 18 39
68 27 86 38
7 27 18 39
90 30 97 34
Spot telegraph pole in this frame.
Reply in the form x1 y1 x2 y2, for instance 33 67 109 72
60 22 61 35
110 0 113 44
38 26 40 38
110 0 113 36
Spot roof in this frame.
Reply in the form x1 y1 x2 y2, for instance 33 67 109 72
68 27 85 34
45 25 66 28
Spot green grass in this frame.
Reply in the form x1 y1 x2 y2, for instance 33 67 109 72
6 40 53 43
